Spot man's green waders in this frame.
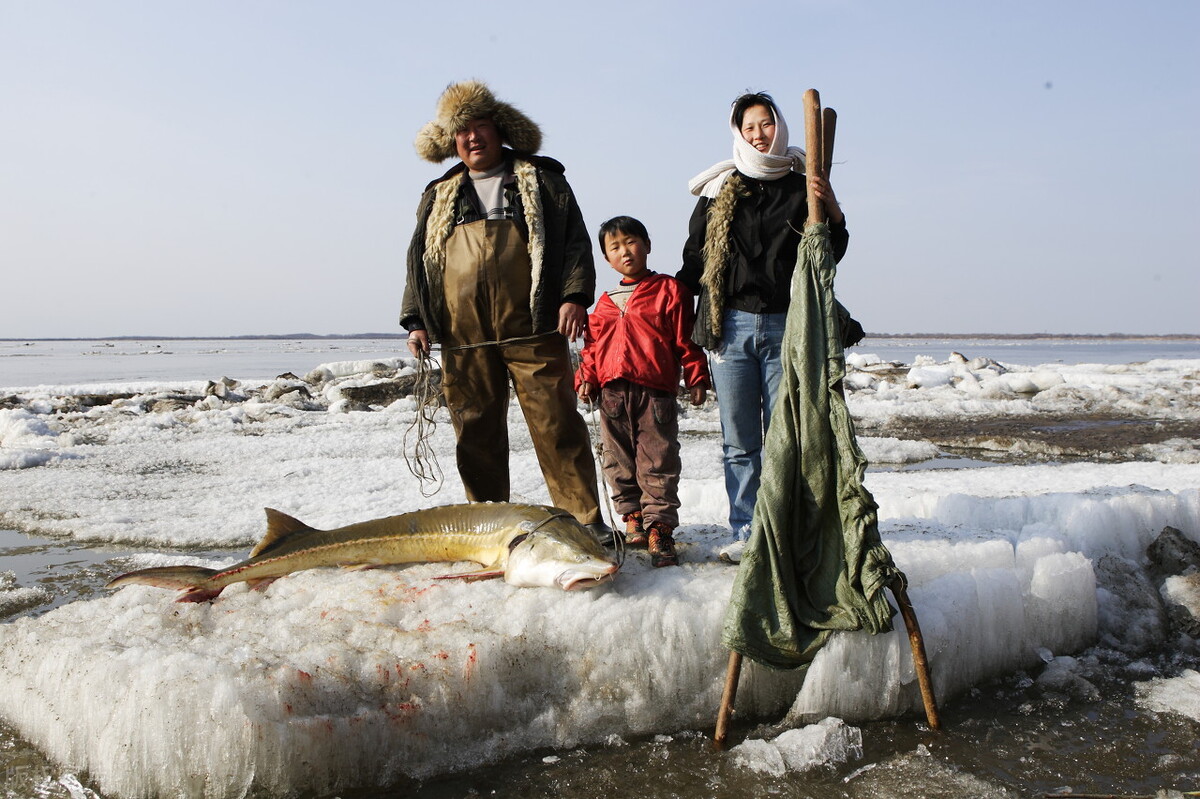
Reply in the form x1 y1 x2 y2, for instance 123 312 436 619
440 218 601 525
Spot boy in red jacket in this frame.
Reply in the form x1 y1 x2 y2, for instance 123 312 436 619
576 217 710 567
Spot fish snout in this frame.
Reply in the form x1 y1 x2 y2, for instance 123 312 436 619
556 561 619 591
505 527 620 590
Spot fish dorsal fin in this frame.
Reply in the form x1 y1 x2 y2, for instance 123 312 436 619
252 508 318 557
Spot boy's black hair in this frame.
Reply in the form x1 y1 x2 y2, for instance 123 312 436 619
597 215 651 250
732 91 777 129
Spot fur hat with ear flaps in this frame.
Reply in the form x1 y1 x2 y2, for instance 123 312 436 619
415 80 543 163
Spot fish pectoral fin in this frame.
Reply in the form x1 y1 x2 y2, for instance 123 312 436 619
246 577 279 592
434 568 504 583
177 586 223 603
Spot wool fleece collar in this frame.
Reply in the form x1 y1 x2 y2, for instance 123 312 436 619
422 154 547 314
698 173 744 343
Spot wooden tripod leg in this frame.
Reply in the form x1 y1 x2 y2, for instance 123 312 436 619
713 651 743 749
803 89 824 226
821 107 837 177
890 577 942 730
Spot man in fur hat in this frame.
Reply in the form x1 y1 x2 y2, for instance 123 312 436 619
401 80 606 537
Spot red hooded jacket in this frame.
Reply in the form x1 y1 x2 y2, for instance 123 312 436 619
575 272 710 395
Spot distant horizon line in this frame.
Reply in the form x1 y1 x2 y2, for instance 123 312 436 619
3 332 1199 342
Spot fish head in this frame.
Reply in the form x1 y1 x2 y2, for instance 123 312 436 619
504 517 619 591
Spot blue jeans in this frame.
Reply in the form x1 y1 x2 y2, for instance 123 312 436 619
709 310 786 536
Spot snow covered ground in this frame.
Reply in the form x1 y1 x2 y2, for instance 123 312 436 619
0 350 1198 798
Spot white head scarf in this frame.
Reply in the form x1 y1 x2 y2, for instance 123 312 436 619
687 99 806 198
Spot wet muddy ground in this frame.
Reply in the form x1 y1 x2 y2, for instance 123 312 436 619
862 412 1200 464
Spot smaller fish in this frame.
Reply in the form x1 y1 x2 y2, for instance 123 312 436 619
106 503 619 602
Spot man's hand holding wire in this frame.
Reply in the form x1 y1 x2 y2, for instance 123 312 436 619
407 329 431 358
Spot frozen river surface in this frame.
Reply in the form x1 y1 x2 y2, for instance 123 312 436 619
1 339 1199 798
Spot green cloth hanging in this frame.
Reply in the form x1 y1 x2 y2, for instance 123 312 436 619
720 221 900 671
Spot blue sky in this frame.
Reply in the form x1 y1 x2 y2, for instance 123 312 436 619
1 1 1196 338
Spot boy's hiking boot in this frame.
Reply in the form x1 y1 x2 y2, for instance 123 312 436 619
623 511 648 548
647 522 678 568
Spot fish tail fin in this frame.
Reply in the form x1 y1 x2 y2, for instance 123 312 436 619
106 565 220 593
251 508 319 557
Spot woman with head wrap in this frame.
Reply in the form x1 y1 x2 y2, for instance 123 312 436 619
675 91 848 563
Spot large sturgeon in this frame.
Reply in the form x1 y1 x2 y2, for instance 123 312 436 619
106 503 619 602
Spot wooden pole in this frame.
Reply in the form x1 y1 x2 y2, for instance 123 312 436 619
821 107 837 177
814 95 942 731
890 576 942 730
803 89 824 226
811 89 942 732
713 650 743 749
